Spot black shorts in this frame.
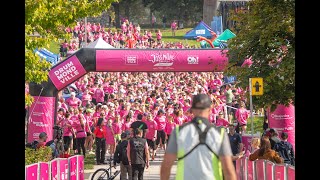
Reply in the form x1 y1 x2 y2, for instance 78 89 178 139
86 132 92 136
156 130 166 145
63 136 73 149
147 139 156 150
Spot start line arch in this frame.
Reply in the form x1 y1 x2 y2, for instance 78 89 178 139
28 48 228 142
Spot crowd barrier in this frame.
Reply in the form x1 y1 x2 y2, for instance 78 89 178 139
25 155 84 180
236 156 295 180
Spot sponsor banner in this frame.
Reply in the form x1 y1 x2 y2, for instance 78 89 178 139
268 104 295 150
58 158 69 180
39 162 49 180
25 163 39 180
96 49 228 72
77 155 85 180
274 164 286 180
49 55 87 90
287 165 295 180
27 97 55 142
247 158 254 180
255 159 265 179
242 134 260 153
68 156 78 180
236 158 242 179
51 159 58 180
266 161 274 180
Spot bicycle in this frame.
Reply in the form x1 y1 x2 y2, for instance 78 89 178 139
91 157 120 180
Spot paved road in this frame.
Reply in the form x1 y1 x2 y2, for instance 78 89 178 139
85 149 177 180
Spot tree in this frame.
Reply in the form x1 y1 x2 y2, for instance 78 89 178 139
226 0 295 111
25 0 118 107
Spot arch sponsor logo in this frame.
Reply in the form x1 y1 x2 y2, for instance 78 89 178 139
187 55 199 64
270 114 293 120
125 55 138 65
149 53 175 67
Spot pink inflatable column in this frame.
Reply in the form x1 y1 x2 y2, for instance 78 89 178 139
268 104 295 151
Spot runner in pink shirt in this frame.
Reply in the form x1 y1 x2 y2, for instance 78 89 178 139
94 84 105 104
66 92 81 109
61 112 74 154
174 110 185 125
235 101 250 134
215 112 230 128
112 115 123 143
154 109 167 151
72 109 87 157
123 114 133 132
164 116 176 143
145 114 158 160
84 109 94 154
81 89 92 107
105 119 116 155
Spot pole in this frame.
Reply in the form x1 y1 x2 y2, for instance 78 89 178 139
84 17 87 47
249 78 254 137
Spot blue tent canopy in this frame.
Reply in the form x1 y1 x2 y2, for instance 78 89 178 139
34 48 59 65
184 21 214 39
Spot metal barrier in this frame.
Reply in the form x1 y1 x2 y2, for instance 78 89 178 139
236 157 295 180
25 155 84 180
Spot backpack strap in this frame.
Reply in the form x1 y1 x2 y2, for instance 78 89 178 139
177 121 216 161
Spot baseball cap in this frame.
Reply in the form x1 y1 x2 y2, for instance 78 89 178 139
191 94 212 109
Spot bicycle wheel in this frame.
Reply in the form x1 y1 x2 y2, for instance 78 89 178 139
91 168 110 180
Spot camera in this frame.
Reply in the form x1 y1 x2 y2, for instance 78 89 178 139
53 125 63 140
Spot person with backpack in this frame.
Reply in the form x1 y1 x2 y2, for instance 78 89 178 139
274 132 295 166
160 94 236 180
127 128 150 180
114 131 132 180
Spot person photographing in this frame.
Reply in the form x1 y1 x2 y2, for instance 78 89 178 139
160 94 236 180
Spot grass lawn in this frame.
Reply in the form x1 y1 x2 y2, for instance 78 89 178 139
159 28 200 47
49 40 60 54
84 153 95 170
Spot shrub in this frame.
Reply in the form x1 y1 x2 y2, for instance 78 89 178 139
25 147 52 166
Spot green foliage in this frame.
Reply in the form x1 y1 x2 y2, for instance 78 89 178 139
25 0 118 107
226 0 295 109
84 154 96 170
25 147 52 166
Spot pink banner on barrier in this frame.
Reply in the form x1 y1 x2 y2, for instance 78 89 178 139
242 134 260 153
255 159 265 180
77 155 85 180
236 158 242 179
58 158 69 180
241 157 247 180
39 162 49 180
247 159 255 180
51 159 58 180
266 161 274 180
287 166 295 180
27 97 55 142
26 163 39 180
274 164 286 180
96 49 228 72
49 55 87 90
268 104 295 151
69 156 78 180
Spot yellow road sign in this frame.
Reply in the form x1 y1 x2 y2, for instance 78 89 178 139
251 78 263 95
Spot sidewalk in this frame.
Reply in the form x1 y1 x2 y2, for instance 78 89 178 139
84 149 177 180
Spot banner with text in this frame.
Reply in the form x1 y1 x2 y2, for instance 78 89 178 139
25 163 39 180
27 97 55 142
49 55 87 90
96 49 228 72
77 155 85 180
39 162 49 180
51 159 58 180
68 156 78 180
58 158 69 180
268 104 295 150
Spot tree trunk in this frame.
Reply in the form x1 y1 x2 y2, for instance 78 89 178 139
112 3 120 28
203 0 218 26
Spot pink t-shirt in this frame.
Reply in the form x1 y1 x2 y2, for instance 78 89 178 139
81 93 92 106
112 122 122 135
123 121 132 131
235 108 250 125
62 119 73 137
174 116 185 126
156 32 162 40
94 88 105 103
154 115 166 130
66 97 81 109
105 125 115 144
84 115 93 132
164 122 176 135
72 117 87 138
145 120 158 140
215 118 229 128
